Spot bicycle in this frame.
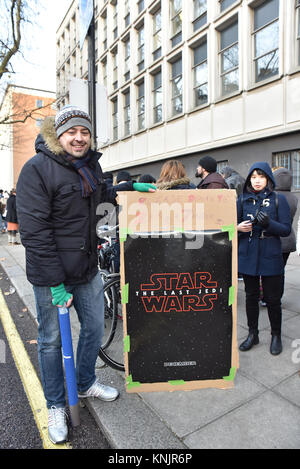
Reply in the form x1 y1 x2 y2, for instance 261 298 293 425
96 224 125 372
99 272 125 372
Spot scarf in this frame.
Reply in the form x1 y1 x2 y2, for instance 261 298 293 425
66 153 100 198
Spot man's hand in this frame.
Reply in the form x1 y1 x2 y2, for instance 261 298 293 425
133 183 156 193
237 220 253 233
50 283 73 307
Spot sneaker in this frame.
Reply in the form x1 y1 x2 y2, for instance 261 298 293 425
48 406 68 444
78 378 119 402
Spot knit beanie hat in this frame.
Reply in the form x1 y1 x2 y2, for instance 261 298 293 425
198 155 217 173
116 171 131 183
55 105 92 138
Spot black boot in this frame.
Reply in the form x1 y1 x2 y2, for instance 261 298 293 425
270 334 282 355
239 331 259 351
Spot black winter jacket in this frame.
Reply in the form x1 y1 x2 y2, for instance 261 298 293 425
6 194 18 223
16 117 132 287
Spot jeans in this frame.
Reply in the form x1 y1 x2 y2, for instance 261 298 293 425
243 274 283 336
33 271 104 408
0 214 6 231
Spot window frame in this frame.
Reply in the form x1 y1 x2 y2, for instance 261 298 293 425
251 0 280 84
123 89 131 137
137 81 145 131
272 151 300 190
152 68 163 124
170 55 183 116
192 38 208 108
170 0 182 48
218 20 239 97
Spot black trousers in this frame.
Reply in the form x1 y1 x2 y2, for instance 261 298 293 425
243 274 284 336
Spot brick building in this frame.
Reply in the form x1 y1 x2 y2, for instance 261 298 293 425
0 85 56 191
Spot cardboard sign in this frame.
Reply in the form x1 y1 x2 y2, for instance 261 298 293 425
118 190 238 392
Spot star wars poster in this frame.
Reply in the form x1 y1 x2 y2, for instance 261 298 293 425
118 190 238 392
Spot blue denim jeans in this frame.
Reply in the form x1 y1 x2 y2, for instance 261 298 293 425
33 271 104 408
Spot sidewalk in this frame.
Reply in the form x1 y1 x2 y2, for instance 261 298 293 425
1 233 300 449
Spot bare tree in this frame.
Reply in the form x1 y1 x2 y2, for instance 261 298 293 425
0 0 39 84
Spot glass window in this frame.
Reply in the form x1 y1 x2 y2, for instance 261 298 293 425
124 38 130 82
171 57 183 115
112 98 118 141
193 0 207 32
123 90 131 136
220 0 236 12
170 0 182 47
125 0 130 27
137 26 145 72
112 49 118 90
253 0 279 83
113 2 118 40
193 41 208 107
219 21 239 96
153 70 163 123
297 0 300 66
272 151 300 190
137 82 145 130
138 0 144 14
153 9 162 60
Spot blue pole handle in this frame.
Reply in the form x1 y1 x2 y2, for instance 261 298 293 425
58 306 79 410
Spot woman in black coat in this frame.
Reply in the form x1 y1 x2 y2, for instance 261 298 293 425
6 189 20 245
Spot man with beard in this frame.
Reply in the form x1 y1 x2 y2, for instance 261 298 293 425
16 106 155 444
196 155 229 189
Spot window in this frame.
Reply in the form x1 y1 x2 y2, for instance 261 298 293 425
152 69 162 123
272 151 300 190
137 81 145 130
253 0 279 83
112 98 118 141
125 0 130 28
102 59 107 87
153 9 162 61
137 25 145 72
112 48 118 90
296 0 300 65
36 99 43 108
193 0 207 32
123 90 131 136
102 10 107 50
220 0 236 12
124 38 130 82
138 0 144 14
219 21 239 96
113 1 118 40
170 0 182 47
193 40 208 107
171 56 183 115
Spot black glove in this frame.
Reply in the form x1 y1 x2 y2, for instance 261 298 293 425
256 211 270 229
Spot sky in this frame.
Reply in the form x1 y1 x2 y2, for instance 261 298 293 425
11 0 72 93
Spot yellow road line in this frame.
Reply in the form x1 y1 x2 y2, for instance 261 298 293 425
0 289 71 449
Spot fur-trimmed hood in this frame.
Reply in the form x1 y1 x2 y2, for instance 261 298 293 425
35 116 65 156
156 177 194 190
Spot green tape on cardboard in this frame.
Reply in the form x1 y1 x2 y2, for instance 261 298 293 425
168 380 185 386
221 224 235 241
122 283 129 304
126 374 141 390
228 285 235 306
223 367 236 381
119 227 134 243
124 335 130 353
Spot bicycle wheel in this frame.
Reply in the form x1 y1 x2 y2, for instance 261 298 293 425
101 277 118 350
99 277 125 372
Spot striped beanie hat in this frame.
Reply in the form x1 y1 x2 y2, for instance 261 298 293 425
55 105 92 138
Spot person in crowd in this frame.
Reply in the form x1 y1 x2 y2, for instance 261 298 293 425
220 166 245 196
156 160 196 190
139 174 156 184
6 189 19 245
16 105 155 444
237 162 291 356
272 167 298 266
196 156 229 189
116 170 132 184
0 189 6 233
